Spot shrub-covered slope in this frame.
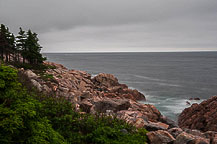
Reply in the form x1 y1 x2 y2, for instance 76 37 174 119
0 64 147 144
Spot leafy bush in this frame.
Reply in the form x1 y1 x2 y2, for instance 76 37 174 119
0 64 66 144
40 73 54 81
46 64 56 69
36 95 148 144
0 64 148 143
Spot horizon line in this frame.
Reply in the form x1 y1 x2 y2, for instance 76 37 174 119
42 50 217 54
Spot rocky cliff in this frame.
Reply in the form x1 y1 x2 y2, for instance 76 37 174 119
179 96 217 132
18 61 217 144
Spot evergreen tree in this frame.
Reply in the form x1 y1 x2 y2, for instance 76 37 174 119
1 24 46 65
25 30 45 64
9 34 16 61
5 28 16 61
0 25 5 60
0 24 11 62
16 28 26 63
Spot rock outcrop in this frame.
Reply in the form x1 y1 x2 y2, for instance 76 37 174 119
178 96 217 132
18 61 217 144
92 73 146 101
19 61 165 125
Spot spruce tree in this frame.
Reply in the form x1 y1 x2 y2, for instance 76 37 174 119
1 25 46 65
25 30 45 64
16 28 26 63
0 25 5 60
0 24 11 62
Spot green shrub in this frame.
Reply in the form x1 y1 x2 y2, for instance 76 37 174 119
0 64 148 144
0 64 66 144
40 73 54 81
46 64 56 69
38 95 148 144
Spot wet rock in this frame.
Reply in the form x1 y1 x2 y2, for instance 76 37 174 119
186 101 191 105
147 130 175 144
189 97 200 100
179 96 217 132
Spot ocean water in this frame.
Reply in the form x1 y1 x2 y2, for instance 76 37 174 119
43 52 217 121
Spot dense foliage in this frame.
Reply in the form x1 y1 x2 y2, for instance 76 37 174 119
0 64 148 143
0 64 65 143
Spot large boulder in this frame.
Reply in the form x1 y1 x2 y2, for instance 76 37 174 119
93 98 131 113
30 79 42 92
24 69 38 79
144 121 169 131
138 104 163 122
92 73 119 88
178 96 217 132
121 89 146 101
116 101 164 123
174 132 209 144
147 130 175 144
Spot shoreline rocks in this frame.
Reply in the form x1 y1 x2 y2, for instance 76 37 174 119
179 96 217 132
18 61 217 143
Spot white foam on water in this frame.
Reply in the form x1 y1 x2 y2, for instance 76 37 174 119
157 82 182 87
120 81 146 84
140 95 204 120
133 74 165 82
91 74 98 78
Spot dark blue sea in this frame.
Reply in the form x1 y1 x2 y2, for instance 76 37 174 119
43 52 217 121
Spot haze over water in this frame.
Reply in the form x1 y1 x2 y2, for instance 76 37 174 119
44 52 217 121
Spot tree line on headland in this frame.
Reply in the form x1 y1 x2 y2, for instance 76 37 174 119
0 24 45 65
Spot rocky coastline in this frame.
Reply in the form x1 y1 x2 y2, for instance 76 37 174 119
19 61 217 144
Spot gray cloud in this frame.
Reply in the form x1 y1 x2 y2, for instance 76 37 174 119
0 0 217 52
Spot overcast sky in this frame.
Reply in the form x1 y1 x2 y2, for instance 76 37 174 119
0 0 217 52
